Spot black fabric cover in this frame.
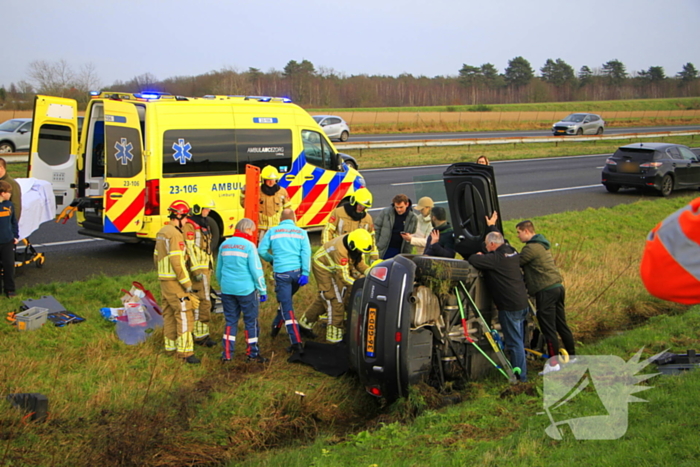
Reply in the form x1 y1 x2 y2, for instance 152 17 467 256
288 340 350 377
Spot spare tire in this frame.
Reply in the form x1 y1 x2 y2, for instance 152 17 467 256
410 256 480 283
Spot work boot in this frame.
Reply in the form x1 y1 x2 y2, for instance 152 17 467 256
246 354 269 364
326 325 343 344
288 343 304 355
298 315 317 339
270 322 282 339
196 337 217 348
184 355 201 364
539 362 561 376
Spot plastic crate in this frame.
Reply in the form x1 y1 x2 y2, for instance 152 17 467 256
15 307 49 331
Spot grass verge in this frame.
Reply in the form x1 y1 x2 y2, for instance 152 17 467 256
0 195 693 466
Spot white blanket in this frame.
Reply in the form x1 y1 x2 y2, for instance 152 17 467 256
16 178 56 240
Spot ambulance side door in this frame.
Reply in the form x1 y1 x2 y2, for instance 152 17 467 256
102 100 146 233
29 95 79 211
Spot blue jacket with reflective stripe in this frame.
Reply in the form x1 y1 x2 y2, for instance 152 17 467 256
258 219 311 276
216 236 266 296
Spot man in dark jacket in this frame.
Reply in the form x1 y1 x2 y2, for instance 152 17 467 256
423 206 455 258
517 220 575 375
374 194 417 259
468 229 529 382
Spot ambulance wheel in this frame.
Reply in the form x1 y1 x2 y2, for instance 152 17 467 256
207 217 221 256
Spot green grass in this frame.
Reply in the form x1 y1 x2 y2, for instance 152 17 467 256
239 307 700 467
309 97 700 113
0 195 694 466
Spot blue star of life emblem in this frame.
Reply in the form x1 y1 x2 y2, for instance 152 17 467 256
114 138 134 165
172 138 193 165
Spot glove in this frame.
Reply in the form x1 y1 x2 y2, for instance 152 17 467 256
260 294 267 303
185 286 193 293
193 273 203 282
188 293 200 311
298 275 309 286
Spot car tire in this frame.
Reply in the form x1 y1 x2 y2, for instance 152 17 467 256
412 256 478 283
576 128 583 136
0 142 15 154
345 159 357 170
604 183 620 193
596 127 604 135
339 131 349 142
659 174 673 197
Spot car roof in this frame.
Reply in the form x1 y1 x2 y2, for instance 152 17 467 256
618 142 686 151
4 118 32 123
313 115 335 118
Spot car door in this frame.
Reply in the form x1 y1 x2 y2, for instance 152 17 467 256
323 117 340 140
29 95 80 212
443 162 503 258
678 146 700 187
582 115 592 134
102 100 146 233
15 121 32 151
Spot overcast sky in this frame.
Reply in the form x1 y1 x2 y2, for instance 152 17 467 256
4 0 700 90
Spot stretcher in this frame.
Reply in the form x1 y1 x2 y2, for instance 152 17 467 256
14 178 55 271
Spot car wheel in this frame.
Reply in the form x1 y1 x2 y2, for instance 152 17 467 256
0 142 15 153
576 128 583 136
596 127 604 135
659 174 673 197
345 159 357 171
340 131 349 142
412 256 478 283
604 183 620 193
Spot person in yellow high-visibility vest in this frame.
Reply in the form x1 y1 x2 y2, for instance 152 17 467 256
154 201 199 364
298 229 373 344
183 196 217 348
242 166 292 241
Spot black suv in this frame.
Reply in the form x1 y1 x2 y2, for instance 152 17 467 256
348 163 527 401
602 143 700 197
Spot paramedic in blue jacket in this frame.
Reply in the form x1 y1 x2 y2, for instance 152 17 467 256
258 209 311 354
216 218 268 364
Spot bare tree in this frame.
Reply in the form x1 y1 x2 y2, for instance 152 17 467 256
27 59 76 96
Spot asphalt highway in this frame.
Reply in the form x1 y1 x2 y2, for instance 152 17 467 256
13 142 700 289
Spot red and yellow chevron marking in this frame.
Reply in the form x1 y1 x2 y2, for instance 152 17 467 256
288 164 356 228
104 187 145 233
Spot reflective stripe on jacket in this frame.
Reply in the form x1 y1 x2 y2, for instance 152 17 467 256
154 224 192 288
313 235 368 287
641 197 700 305
183 217 213 272
216 236 267 296
258 219 311 276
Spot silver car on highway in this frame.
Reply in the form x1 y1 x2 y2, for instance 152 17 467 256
0 118 32 153
312 115 350 142
552 113 605 136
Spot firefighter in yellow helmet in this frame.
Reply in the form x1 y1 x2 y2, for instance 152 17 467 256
242 165 293 240
322 187 379 268
183 196 217 348
154 201 199 364
298 229 373 343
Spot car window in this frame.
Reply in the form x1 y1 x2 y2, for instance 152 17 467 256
19 122 32 133
302 130 333 169
0 120 24 132
679 147 698 161
666 147 682 160
329 118 340 125
590 115 599 122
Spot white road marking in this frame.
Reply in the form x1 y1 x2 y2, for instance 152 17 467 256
24 238 104 248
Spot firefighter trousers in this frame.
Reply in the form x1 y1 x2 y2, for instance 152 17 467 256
160 280 195 358
192 269 212 341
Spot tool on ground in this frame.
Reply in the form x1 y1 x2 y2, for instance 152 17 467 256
458 281 521 381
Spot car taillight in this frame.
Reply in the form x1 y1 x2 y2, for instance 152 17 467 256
640 162 663 168
395 332 402 342
366 386 382 397
370 266 388 281
145 179 160 215
605 158 617 165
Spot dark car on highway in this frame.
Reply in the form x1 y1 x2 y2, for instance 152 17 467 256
602 142 700 197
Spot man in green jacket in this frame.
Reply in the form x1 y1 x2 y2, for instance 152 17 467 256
516 220 576 375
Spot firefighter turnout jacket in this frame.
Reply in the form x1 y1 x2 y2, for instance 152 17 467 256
259 186 292 230
641 197 700 305
154 224 192 288
183 217 214 272
322 203 379 263
313 235 370 288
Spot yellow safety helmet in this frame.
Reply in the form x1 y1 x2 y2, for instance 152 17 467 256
350 187 373 208
261 165 280 181
347 229 373 253
191 196 216 215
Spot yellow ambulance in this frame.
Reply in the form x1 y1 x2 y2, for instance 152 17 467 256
29 91 365 245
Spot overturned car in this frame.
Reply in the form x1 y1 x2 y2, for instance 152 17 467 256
348 163 528 400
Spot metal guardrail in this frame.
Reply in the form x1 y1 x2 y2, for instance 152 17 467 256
335 130 700 151
4 130 698 163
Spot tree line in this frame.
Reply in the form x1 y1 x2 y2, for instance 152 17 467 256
1 57 698 110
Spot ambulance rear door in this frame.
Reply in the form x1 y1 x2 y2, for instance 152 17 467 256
102 100 146 233
29 95 79 212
